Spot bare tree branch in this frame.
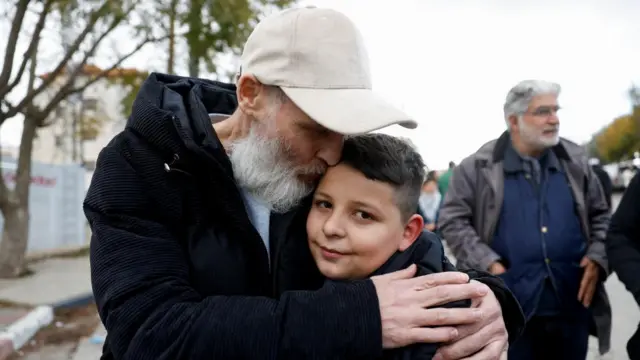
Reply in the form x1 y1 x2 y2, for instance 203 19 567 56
12 20 42 203
0 0 53 100
0 0 31 88
4 1 133 120
39 34 169 121
0 99 14 115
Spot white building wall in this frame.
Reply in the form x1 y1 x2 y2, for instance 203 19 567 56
30 76 129 190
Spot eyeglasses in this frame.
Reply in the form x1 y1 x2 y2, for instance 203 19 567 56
528 105 561 117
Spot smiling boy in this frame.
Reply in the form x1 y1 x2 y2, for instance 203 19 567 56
306 133 472 359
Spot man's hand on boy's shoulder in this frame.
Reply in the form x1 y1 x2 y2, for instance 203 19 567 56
371 266 504 354
461 269 525 347
434 280 508 360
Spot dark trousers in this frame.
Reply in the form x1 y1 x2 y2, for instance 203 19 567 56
508 315 590 360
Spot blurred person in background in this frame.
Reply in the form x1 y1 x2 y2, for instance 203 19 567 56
589 158 613 209
606 172 640 359
438 79 611 359
438 161 456 197
622 166 636 188
419 172 442 232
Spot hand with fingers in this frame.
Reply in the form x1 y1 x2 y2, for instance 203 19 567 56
371 264 508 360
434 281 508 360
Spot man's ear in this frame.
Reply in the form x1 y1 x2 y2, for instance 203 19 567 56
507 114 519 131
398 214 424 251
236 74 267 118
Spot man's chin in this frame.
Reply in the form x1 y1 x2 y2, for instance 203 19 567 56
536 134 559 148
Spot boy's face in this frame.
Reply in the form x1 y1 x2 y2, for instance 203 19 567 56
306 164 423 280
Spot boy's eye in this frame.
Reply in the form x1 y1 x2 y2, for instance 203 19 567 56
314 200 332 209
355 211 373 220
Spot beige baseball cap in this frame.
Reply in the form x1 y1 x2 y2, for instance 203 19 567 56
240 6 418 135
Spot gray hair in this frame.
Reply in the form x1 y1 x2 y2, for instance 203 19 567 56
503 80 561 125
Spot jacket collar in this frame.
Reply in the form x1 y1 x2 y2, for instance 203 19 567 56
491 131 571 164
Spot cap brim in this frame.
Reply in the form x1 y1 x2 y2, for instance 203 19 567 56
280 87 418 135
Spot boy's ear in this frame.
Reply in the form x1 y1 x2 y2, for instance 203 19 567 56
398 214 424 251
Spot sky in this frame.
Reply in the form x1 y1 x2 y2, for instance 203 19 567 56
2 0 640 169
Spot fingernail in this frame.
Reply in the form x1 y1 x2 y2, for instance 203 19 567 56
476 284 489 295
450 328 458 338
433 353 443 360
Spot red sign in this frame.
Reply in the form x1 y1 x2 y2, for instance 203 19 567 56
2 172 57 187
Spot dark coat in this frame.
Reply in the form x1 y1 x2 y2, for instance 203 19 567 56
591 164 613 209
607 173 640 359
85 73 524 360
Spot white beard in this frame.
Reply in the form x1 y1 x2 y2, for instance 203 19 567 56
518 117 560 150
228 125 323 213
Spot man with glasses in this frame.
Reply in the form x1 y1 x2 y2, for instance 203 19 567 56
438 80 612 359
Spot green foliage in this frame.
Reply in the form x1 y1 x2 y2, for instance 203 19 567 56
114 0 297 110
595 112 640 163
590 86 640 163
183 0 297 76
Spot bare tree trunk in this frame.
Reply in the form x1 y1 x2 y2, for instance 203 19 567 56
167 0 178 73
0 116 37 278
187 0 203 77
0 202 29 277
188 56 199 77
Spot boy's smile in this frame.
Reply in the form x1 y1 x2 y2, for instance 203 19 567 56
306 164 423 280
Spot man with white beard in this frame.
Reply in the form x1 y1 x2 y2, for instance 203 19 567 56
438 80 612 359
85 7 524 360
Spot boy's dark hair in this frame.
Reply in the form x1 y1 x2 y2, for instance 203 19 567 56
340 133 425 221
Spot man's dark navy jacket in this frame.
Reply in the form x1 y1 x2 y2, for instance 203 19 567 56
85 73 524 359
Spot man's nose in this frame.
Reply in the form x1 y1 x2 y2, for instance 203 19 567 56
316 133 344 166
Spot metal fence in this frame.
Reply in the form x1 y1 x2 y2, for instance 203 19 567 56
0 158 86 253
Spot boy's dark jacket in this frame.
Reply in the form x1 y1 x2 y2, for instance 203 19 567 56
374 231 492 360
85 73 524 359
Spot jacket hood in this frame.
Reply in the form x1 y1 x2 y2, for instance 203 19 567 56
126 72 238 168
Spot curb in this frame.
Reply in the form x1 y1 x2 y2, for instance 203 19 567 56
51 293 94 311
0 306 54 360
0 292 94 360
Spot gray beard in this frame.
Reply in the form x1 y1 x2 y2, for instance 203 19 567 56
228 126 317 213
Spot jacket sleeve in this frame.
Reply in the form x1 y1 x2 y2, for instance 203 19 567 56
607 173 640 305
584 163 611 275
85 147 382 360
437 158 500 271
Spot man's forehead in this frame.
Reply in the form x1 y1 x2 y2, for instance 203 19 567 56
529 94 558 106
